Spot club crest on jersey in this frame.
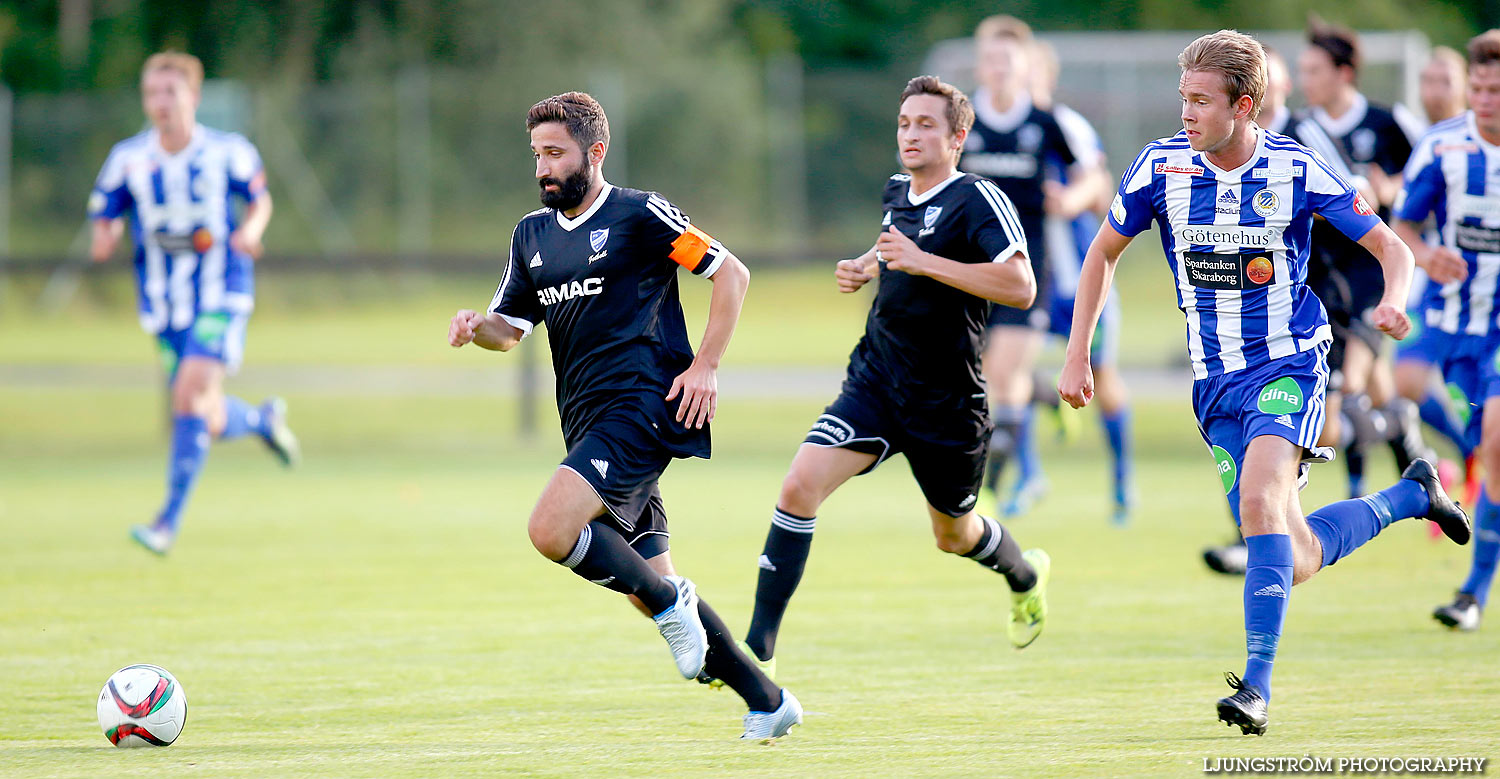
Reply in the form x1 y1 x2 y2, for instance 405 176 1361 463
589 228 609 253
1251 189 1279 217
1017 124 1043 153
919 206 942 235
1351 128 1376 161
536 277 603 306
1154 162 1204 176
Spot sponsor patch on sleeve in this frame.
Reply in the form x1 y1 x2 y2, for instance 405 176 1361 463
1353 194 1376 216
1110 194 1127 225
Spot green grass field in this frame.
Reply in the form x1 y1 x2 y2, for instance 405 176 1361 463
2 265 1496 777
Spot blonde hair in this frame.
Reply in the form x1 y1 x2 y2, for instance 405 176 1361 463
974 15 1032 45
141 52 203 92
1178 30 1267 119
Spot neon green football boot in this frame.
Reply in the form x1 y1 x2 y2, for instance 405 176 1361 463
1008 549 1051 649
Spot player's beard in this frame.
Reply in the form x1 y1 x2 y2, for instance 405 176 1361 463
538 161 592 211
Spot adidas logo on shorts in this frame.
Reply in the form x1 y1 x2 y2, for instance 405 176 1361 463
1274 414 1296 429
591 458 609 479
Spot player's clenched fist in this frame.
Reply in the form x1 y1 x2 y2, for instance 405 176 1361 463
835 257 873 293
1057 357 1095 410
449 308 487 347
1370 303 1411 340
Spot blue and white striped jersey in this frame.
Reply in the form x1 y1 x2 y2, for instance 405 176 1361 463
1395 112 1500 336
1045 103 1105 301
1108 126 1381 379
89 125 266 335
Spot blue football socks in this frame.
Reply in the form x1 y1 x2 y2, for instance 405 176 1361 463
219 396 269 441
1102 408 1132 505
1242 533 1294 700
1016 405 1042 486
1305 478 1429 568
1419 391 1469 456
157 415 210 533
1460 493 1500 608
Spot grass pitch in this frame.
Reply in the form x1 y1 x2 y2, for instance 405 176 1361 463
2 266 1496 776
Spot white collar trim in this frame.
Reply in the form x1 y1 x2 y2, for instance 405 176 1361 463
906 171 965 205
555 182 614 231
1312 92 1369 139
972 88 1033 133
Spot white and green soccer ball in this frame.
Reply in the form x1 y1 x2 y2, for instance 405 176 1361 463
96 664 188 747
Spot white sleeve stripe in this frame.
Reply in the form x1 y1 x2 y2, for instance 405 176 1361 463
699 245 728 278
1305 152 1356 195
498 314 534 338
487 222 524 316
646 195 691 227
645 200 690 233
991 241 1025 263
976 180 1025 246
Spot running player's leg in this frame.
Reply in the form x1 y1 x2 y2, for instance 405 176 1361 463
1439 355 1500 630
137 353 224 553
190 310 300 465
983 323 1045 498
744 441 876 663
637 548 783 714
1340 336 1376 497
1093 297 1133 523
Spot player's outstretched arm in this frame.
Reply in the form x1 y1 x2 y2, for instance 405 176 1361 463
875 226 1035 307
1393 219 1468 285
667 253 750 429
1355 221 1415 340
449 309 524 351
1059 221 1132 409
90 218 123 263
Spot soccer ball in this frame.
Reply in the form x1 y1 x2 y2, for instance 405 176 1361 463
96 664 188 747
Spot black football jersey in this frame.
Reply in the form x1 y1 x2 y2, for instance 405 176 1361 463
959 90 1079 269
845 172 1028 411
1308 94 1415 303
488 184 724 456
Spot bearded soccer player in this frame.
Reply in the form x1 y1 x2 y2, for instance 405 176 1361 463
90 52 299 555
1059 31 1469 735
741 76 1049 677
1392 31 1500 632
448 92 799 741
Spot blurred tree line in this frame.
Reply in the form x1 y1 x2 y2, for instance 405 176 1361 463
0 0 1492 93
0 0 1493 259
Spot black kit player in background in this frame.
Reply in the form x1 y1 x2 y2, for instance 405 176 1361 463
741 76 1053 672
959 16 1103 509
447 92 801 742
1298 19 1433 497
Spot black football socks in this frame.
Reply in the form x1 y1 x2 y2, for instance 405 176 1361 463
744 508 815 662
560 520 677 614
964 515 1036 592
700 600 780 712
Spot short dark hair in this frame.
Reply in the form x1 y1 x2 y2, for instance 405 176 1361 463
526 91 610 153
1307 16 1361 75
1468 30 1500 70
899 75 975 137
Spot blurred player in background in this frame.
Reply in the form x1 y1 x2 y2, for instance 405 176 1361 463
1392 31 1500 632
448 92 800 741
960 16 1099 515
743 76 1050 675
1299 19 1434 498
1394 46 1476 510
89 52 298 556
1008 38 1135 524
1060 30 1469 735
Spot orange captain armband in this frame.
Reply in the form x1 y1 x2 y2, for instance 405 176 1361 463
669 225 715 273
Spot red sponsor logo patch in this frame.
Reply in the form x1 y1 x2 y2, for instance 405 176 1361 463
1435 142 1480 155
1353 194 1376 216
1155 162 1205 176
1246 256 1274 285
